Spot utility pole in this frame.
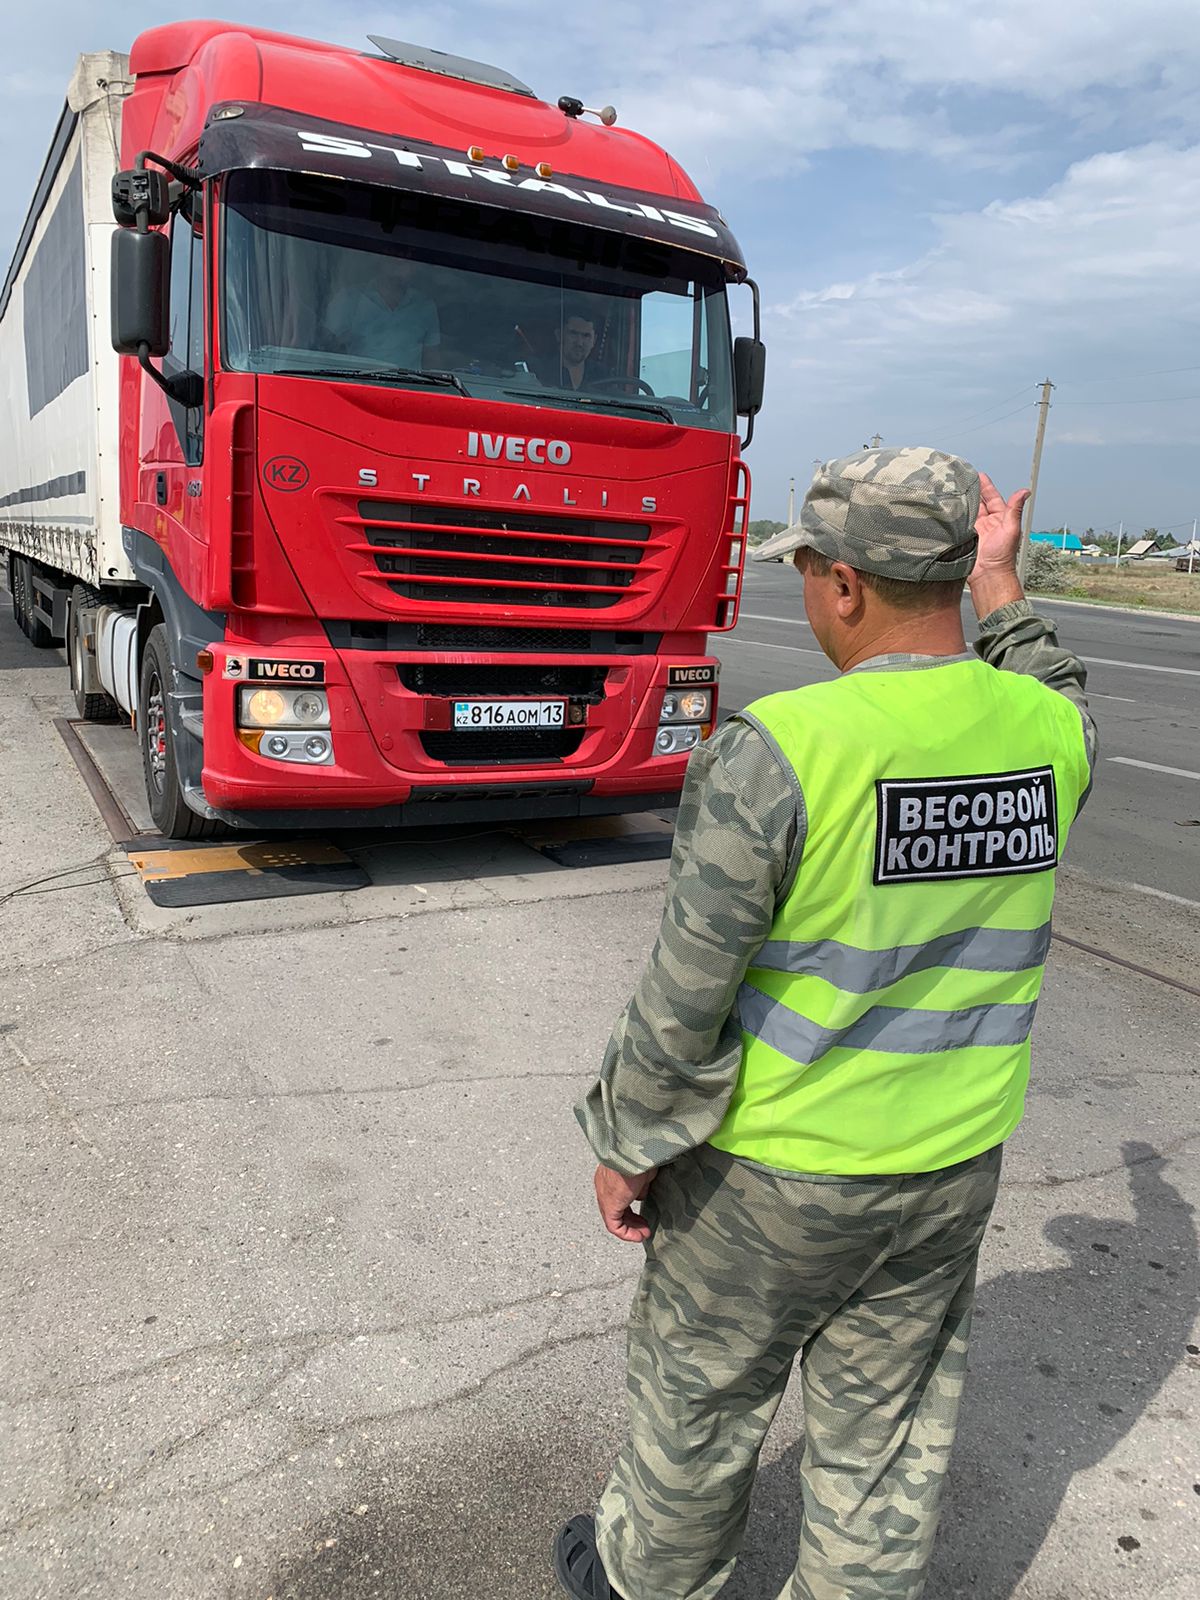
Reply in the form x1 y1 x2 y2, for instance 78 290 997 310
1114 521 1124 570
787 477 795 527
1018 378 1054 583
1190 517 1197 577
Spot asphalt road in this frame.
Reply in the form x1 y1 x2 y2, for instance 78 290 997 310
0 581 1197 1600
718 563 1200 904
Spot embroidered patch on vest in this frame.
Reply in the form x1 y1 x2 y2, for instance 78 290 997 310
874 767 1058 884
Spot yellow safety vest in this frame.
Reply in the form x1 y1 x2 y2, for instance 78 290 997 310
710 657 1092 1175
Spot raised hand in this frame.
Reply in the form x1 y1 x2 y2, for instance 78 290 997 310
969 472 1030 617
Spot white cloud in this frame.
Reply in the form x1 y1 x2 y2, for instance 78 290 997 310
753 140 1200 523
772 142 1200 394
332 0 1200 178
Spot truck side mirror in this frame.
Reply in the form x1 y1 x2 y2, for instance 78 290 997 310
112 169 170 228
734 337 766 418
111 229 170 357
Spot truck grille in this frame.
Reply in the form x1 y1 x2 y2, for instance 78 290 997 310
416 624 592 651
400 663 607 700
355 502 656 610
420 728 586 764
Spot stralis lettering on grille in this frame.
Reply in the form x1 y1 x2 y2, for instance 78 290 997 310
467 433 571 465
874 767 1058 885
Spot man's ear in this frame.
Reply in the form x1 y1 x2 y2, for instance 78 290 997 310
830 560 865 616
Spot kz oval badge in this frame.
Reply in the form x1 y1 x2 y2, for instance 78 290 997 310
262 455 310 492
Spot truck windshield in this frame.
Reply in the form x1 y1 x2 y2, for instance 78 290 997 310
221 170 735 432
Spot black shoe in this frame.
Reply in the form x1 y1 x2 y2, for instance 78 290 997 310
553 1514 623 1599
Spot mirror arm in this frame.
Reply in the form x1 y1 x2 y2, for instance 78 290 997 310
137 345 202 409
738 276 764 449
135 149 202 190
745 276 762 342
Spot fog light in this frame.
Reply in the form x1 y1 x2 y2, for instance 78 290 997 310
654 724 702 756
266 734 289 756
304 735 330 760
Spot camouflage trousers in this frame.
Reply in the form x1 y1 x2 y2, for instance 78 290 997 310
595 1141 1002 1600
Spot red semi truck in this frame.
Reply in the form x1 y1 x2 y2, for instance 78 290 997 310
0 22 764 837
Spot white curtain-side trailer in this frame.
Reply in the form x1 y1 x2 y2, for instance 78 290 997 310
0 54 134 714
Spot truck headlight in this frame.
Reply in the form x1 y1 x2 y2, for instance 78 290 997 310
239 686 330 728
659 688 712 724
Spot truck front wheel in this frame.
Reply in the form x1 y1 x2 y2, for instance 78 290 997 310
138 626 221 840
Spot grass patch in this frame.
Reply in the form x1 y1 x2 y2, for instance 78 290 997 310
1029 567 1200 617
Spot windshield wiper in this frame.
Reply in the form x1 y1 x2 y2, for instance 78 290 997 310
502 388 676 424
269 366 469 395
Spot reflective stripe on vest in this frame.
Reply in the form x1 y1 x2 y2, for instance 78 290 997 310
709 657 1092 1176
749 920 1052 993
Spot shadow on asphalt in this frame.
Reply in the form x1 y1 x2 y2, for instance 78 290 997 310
254 1144 1196 1598
724 1140 1199 1598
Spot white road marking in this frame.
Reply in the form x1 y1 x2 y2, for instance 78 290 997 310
737 612 810 627
717 638 828 658
1083 655 1200 678
1092 693 1139 703
1109 757 1200 781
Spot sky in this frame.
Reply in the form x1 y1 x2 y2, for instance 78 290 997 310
4 1 1199 532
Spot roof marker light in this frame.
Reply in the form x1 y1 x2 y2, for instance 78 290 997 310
502 153 521 172
467 145 485 162
535 161 554 179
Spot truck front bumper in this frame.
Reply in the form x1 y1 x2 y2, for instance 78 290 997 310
197 640 715 827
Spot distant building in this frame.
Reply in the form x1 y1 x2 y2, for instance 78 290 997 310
1031 531 1083 552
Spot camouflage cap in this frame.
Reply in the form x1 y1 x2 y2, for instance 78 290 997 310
753 446 981 581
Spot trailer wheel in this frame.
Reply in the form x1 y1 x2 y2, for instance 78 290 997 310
14 557 55 649
139 625 221 840
68 589 120 722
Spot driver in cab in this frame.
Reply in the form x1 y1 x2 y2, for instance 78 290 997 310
535 308 602 391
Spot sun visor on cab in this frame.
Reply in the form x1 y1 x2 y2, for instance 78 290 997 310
197 103 746 275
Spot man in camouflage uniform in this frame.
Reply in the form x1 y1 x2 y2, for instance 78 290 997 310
552 449 1098 1600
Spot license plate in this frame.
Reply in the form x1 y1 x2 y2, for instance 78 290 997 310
452 699 566 730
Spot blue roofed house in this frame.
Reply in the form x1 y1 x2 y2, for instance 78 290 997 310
1030 531 1083 552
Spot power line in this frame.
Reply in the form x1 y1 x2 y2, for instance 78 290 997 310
1065 362 1200 385
1056 393 1200 406
939 402 1036 441
922 384 1037 433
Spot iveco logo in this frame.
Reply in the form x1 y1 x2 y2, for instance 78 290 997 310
466 431 571 465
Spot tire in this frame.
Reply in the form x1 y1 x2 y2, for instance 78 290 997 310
15 557 55 649
68 588 120 722
138 624 222 840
